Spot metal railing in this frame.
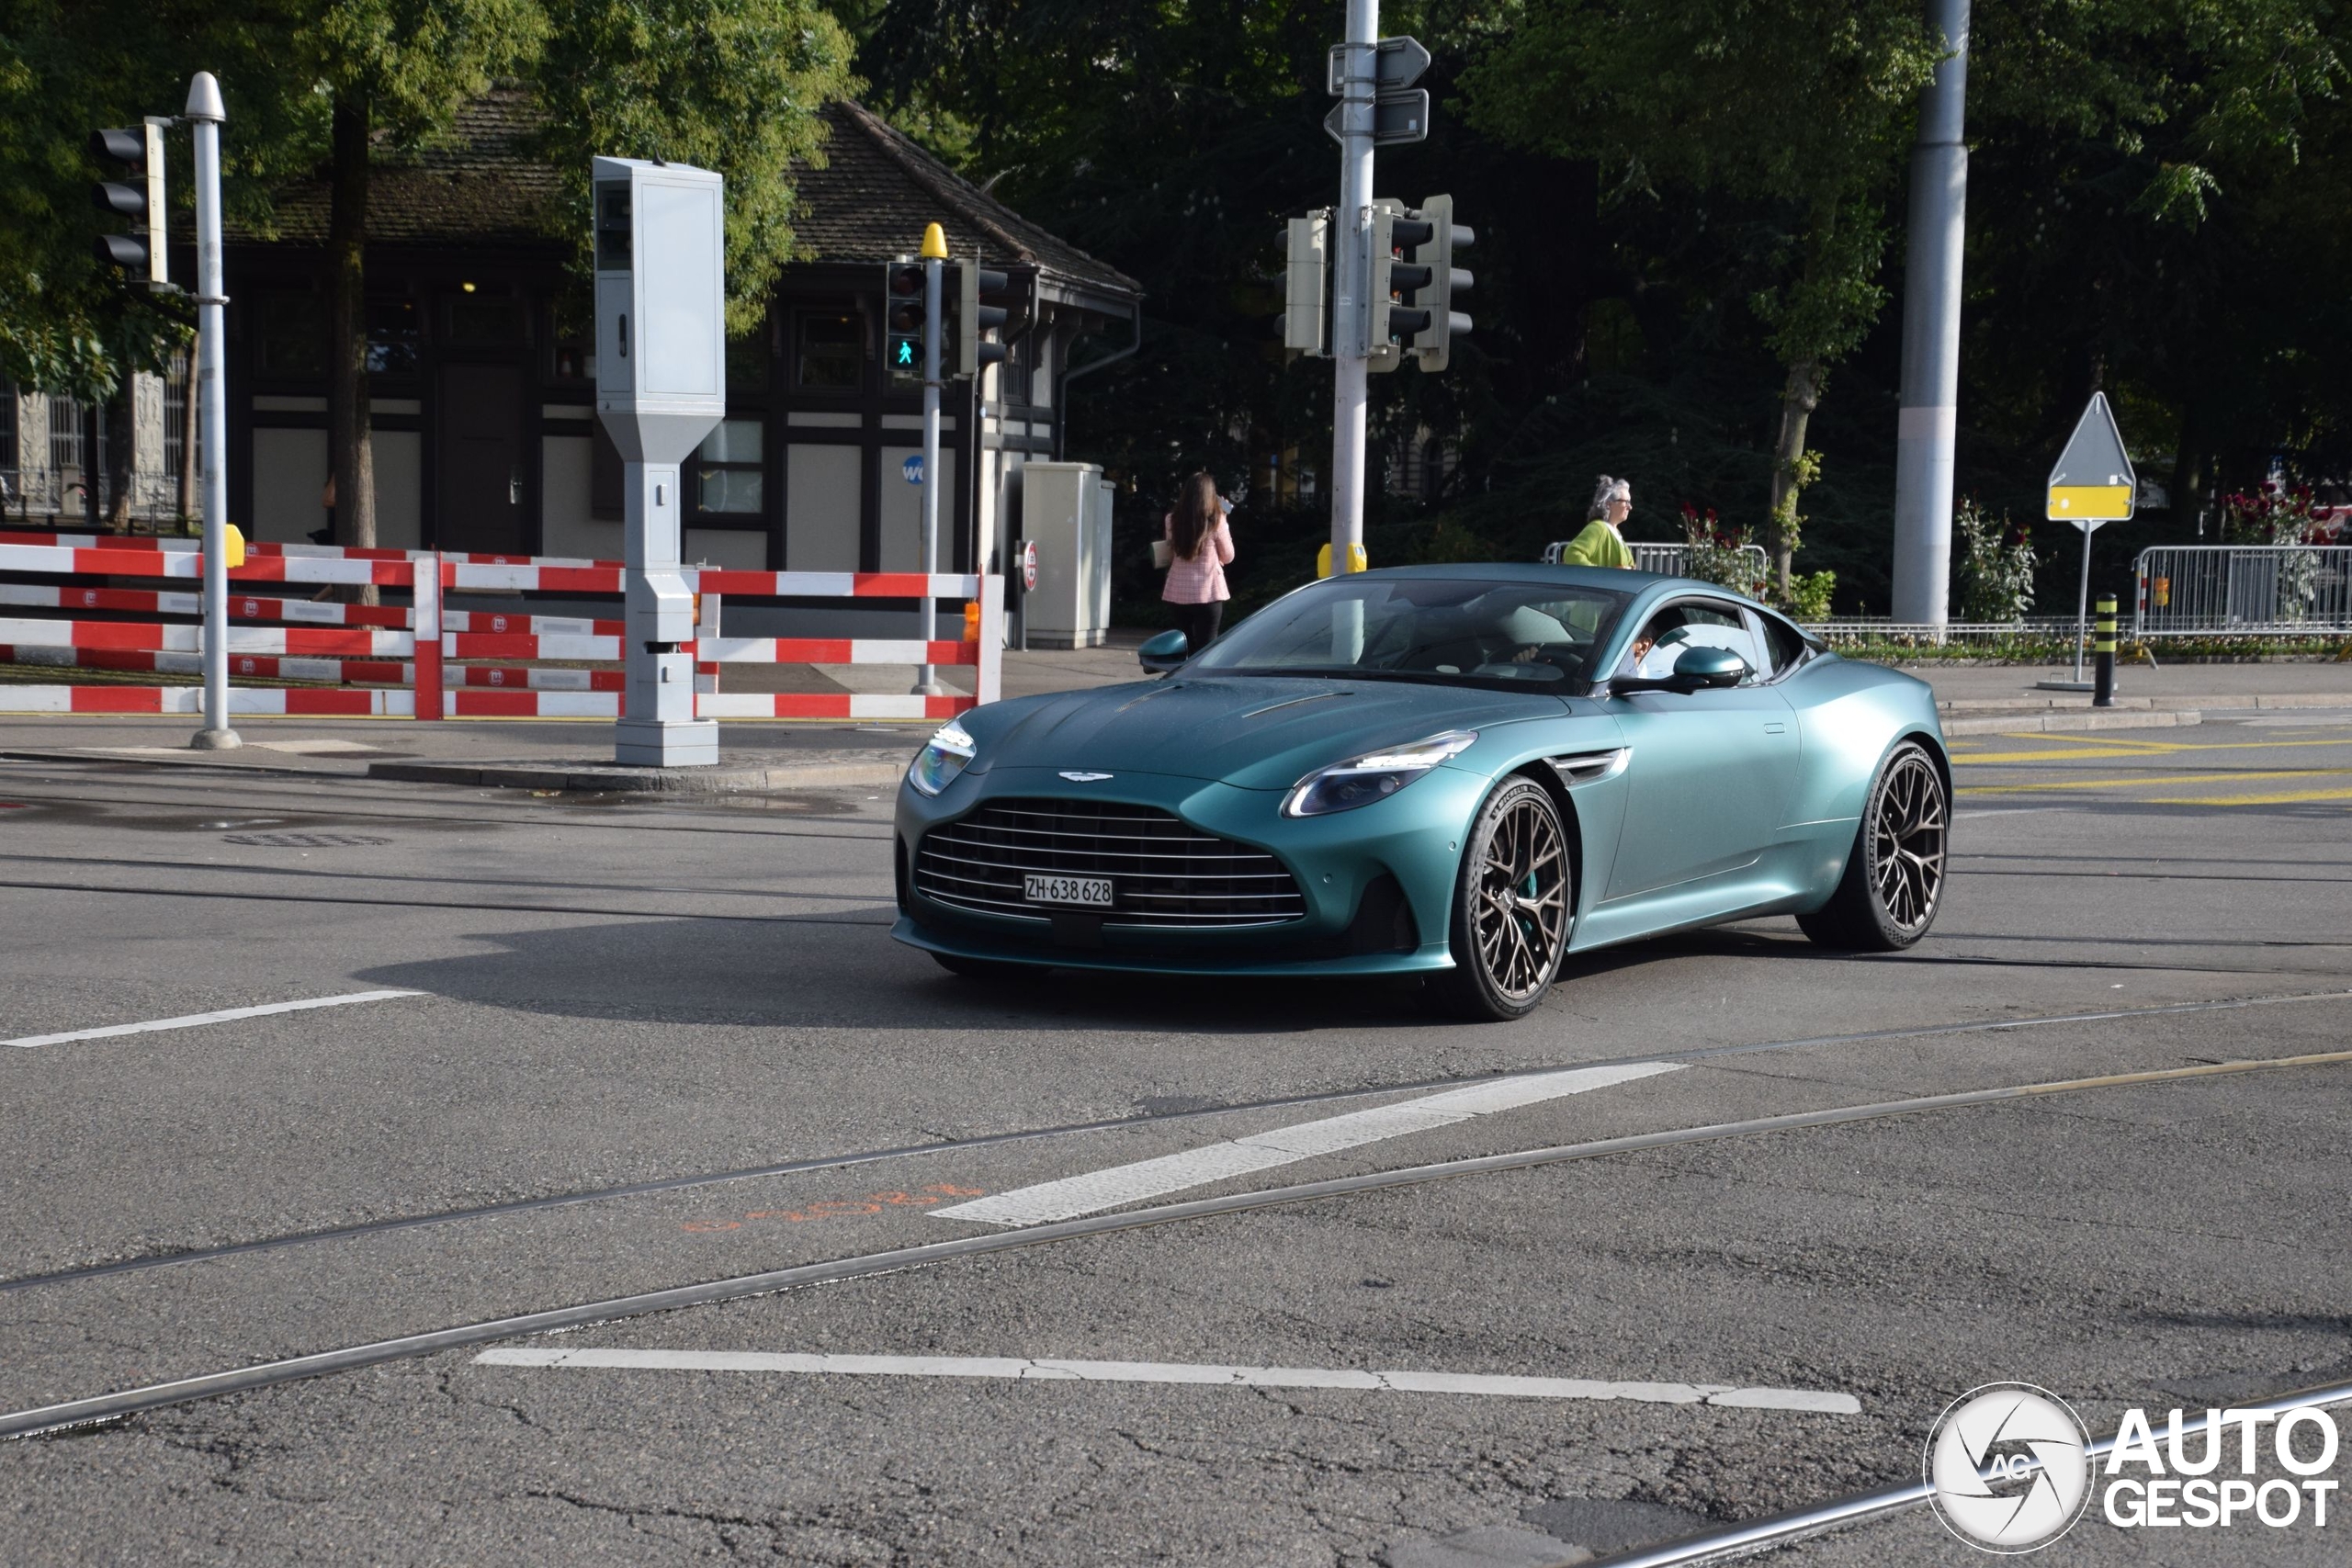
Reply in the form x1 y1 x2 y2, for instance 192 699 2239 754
2134 545 2352 636
0 468 191 526
1541 539 1772 581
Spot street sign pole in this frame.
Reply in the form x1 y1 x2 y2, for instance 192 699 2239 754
1890 0 1971 628
2037 391 2136 694
1329 0 1377 604
185 73 238 750
915 225 946 697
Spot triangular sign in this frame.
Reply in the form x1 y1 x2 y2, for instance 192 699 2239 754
2046 392 2136 522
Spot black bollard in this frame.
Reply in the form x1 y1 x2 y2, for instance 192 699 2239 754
2093 595 2117 707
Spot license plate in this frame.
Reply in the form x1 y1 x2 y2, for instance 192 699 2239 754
1023 874 1113 908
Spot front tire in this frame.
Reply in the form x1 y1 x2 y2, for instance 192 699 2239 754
1430 777 1575 1021
1798 740 1949 952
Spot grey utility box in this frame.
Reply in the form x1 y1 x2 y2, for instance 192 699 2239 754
593 155 725 766
1021 461 1114 649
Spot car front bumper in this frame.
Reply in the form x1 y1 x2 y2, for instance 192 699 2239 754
890 763 1482 976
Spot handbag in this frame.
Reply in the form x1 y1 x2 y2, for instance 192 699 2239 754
1151 538 1174 570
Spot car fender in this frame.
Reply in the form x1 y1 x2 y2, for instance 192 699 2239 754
1438 704 1631 942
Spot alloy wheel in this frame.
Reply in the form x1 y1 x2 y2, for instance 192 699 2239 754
1471 791 1571 1002
1871 751 1947 931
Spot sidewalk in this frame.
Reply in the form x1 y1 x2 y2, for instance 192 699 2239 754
1 638 2342 792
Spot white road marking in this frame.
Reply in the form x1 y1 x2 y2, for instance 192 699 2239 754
5 990 423 1050
931 1061 1681 1228
473 1347 1858 1414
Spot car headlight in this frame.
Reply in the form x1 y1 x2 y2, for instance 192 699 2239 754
1283 729 1478 818
907 719 977 796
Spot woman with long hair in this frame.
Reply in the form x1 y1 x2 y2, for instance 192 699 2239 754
1159 470 1234 649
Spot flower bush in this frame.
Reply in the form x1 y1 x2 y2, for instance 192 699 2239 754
2223 484 2338 622
1678 503 1769 598
1953 498 2038 624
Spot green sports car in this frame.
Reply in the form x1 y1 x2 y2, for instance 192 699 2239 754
891 564 1950 1020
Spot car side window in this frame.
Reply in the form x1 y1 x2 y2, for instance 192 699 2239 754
1625 601 1762 681
1753 611 1811 679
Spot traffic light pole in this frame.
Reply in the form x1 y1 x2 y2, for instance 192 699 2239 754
1890 0 1970 628
185 72 238 750
914 245 945 697
1329 0 1377 592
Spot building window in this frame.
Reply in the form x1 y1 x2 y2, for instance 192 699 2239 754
727 332 769 393
998 329 1033 407
694 418 764 514
549 303 593 384
368 299 422 375
163 352 189 481
49 395 85 471
255 292 326 378
446 293 519 347
796 311 862 390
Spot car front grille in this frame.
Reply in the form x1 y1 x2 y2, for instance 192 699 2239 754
914 797 1306 929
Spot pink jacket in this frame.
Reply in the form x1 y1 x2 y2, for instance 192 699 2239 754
1161 514 1234 604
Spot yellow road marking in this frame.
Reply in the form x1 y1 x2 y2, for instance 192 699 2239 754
1959 769 2352 795
2138 787 2352 807
1955 735 2352 765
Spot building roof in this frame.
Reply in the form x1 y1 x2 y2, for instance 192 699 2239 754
801 102 1138 299
241 93 1139 303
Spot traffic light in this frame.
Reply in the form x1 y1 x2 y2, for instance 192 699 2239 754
956 261 1013 378
90 122 167 287
1367 198 1434 373
1408 194 1474 372
883 260 926 383
1282 211 1329 357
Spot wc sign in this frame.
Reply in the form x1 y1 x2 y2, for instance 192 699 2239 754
902 454 924 486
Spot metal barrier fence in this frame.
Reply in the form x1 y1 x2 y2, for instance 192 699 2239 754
2134 545 2352 636
1540 539 1772 581
0 528 1001 718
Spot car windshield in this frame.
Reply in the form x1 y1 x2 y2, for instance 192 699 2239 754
1186 576 1635 693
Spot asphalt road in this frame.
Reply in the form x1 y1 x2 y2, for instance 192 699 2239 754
1 711 2348 1566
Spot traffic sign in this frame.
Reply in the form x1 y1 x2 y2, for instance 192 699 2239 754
902 454 924 486
1021 540 1039 592
2046 392 2135 525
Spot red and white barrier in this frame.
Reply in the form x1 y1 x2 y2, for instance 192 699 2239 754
0 531 1003 720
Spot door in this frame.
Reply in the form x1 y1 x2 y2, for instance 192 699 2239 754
435 363 524 553
1601 598 1801 899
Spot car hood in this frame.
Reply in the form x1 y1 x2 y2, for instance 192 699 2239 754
966 676 1562 790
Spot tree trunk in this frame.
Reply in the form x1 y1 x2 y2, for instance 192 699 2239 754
326 93 378 604
1767 358 1822 595
82 400 101 531
105 389 133 530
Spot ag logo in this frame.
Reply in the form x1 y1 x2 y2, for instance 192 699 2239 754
1057 771 1113 783
1926 1383 2093 1552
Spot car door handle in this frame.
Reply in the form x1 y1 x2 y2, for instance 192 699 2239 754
1765 722 1787 734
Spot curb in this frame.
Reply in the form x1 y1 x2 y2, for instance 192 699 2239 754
1938 693 2352 715
363 757 907 794
1943 711 2203 736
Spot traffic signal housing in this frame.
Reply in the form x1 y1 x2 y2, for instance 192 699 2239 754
1367 199 1434 373
1408 194 1473 372
90 122 167 287
956 262 1013 378
1282 211 1330 358
883 261 926 383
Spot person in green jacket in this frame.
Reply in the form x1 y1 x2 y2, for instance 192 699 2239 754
1556 475 1636 569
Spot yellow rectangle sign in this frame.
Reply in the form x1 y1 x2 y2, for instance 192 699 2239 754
2047 485 2132 520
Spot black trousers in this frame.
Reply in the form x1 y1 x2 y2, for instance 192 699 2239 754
1169 600 1224 651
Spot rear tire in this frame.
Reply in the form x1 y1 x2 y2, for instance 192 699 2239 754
931 952 1033 982
1430 777 1575 1021
1797 740 1949 952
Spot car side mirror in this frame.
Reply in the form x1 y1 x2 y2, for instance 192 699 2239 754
1673 645 1749 689
1137 628 1189 675
1608 644 1750 696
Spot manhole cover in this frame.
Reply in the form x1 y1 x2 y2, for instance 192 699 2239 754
222 832 393 848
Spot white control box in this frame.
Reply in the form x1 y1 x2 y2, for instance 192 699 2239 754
592 156 726 767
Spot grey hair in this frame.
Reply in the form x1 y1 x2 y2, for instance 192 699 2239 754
1588 475 1631 522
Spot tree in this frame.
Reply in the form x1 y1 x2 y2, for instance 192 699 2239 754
536 0 854 336
1464 0 1941 593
